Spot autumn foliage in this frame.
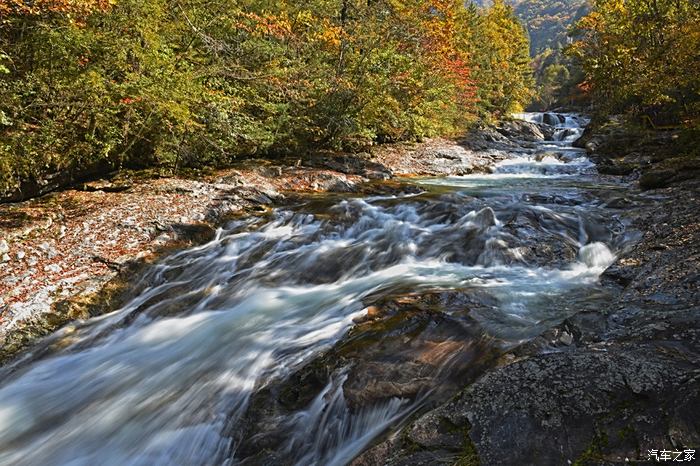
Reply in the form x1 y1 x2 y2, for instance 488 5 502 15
568 0 700 127
0 0 533 197
0 0 111 17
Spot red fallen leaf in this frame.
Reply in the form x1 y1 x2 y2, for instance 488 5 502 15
119 96 142 105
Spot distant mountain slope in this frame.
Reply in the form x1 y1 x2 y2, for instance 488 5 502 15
469 0 589 56
513 0 589 55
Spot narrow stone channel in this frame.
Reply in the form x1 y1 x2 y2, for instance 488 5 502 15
0 114 642 465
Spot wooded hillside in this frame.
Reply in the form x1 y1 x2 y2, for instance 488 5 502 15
0 0 533 200
513 0 588 55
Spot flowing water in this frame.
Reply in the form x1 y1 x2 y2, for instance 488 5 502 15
0 113 639 465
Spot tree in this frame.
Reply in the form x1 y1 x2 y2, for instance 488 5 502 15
568 0 700 125
470 0 535 116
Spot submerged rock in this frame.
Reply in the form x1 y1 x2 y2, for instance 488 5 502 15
542 112 564 127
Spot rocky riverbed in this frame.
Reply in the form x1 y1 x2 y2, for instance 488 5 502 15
352 180 699 466
0 134 515 362
0 115 697 465
347 120 700 466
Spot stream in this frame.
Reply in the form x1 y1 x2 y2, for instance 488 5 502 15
0 113 639 465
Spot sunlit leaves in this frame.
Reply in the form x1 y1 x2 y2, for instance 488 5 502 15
0 0 113 18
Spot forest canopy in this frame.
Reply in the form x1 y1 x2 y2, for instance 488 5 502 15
0 0 533 198
568 0 700 127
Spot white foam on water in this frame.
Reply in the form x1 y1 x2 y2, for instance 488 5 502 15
578 241 616 269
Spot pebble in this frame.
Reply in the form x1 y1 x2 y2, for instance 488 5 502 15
44 264 62 273
0 239 8 255
1 253 9 263
16 251 25 260
366 305 381 318
153 233 172 246
559 332 574 346
38 241 58 259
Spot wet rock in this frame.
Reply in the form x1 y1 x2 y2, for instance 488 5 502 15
554 127 579 141
558 331 573 346
639 169 677 190
601 262 637 287
497 119 549 142
542 112 564 127
230 291 504 463
501 211 580 267
308 173 358 192
463 121 552 152
170 223 217 243
361 347 699 466
471 207 496 228
604 196 635 209
352 305 381 323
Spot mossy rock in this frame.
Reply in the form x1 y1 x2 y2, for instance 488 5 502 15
639 169 678 189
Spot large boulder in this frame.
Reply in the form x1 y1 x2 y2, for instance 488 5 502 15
542 113 564 127
354 347 699 466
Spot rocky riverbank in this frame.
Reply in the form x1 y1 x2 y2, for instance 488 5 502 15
574 116 700 190
351 179 699 466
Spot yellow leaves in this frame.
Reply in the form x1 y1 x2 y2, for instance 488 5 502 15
235 11 293 39
575 11 604 32
294 10 314 27
313 21 342 49
605 0 627 15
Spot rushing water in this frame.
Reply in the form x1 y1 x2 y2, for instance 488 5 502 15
0 113 636 465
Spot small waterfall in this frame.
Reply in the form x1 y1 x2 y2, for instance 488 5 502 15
578 242 616 269
277 369 413 466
